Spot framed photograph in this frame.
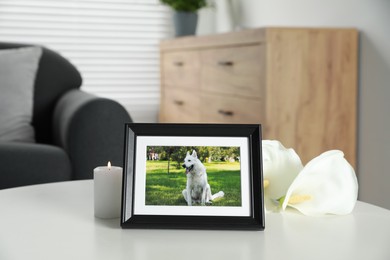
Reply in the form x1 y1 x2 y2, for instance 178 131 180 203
121 123 264 230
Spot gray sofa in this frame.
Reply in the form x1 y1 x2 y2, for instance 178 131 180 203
0 43 132 189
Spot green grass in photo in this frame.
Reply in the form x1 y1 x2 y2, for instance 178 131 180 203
145 160 241 206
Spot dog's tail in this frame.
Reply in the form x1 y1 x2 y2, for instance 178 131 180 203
211 191 225 200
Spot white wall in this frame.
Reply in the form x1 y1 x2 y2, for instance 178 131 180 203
235 0 390 209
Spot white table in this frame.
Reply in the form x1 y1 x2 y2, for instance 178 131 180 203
1 180 389 260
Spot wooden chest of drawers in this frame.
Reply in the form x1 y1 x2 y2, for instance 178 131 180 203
159 27 358 167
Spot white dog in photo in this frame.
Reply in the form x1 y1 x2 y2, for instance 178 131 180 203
182 150 224 206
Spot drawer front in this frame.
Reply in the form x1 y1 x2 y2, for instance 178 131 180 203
200 45 265 98
162 50 200 89
160 88 201 123
200 94 264 124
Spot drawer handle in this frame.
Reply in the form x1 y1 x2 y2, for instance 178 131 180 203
174 61 184 66
218 61 234 66
174 100 184 106
218 110 234 116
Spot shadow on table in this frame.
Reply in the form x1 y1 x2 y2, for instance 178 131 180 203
94 217 121 229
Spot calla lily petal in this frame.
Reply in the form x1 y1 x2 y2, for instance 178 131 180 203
282 150 358 216
262 140 303 211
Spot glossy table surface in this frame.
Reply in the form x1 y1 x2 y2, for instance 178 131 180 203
1 180 389 260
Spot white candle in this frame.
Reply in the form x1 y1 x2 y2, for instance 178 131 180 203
94 161 123 219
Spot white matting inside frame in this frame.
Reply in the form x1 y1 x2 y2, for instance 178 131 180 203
133 136 251 217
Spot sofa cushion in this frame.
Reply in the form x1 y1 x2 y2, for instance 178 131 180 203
0 46 42 142
0 142 72 189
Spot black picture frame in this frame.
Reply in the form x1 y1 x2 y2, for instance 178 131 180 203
121 123 264 230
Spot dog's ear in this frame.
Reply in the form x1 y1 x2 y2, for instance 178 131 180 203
192 150 197 158
186 151 190 156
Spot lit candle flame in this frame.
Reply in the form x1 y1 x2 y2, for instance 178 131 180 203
107 161 111 170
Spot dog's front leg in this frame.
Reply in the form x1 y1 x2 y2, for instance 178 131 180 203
205 184 212 204
201 188 207 206
186 186 192 206
182 189 188 203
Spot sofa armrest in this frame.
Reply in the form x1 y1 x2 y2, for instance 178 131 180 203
53 89 132 180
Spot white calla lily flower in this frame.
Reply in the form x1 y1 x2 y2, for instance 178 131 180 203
282 150 358 216
262 140 303 211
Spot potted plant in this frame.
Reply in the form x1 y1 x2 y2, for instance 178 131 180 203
160 0 207 36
